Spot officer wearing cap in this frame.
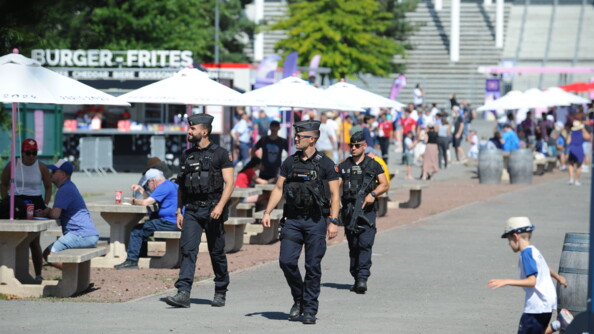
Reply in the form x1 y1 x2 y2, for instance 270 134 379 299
262 119 340 325
337 131 389 294
165 113 235 309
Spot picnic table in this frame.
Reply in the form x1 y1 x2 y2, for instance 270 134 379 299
0 219 56 297
86 202 146 268
255 183 285 209
228 188 262 216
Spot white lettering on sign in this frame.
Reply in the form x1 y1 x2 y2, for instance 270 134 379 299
31 49 193 68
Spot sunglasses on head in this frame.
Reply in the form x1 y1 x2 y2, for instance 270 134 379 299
23 150 38 156
295 134 314 139
349 143 363 149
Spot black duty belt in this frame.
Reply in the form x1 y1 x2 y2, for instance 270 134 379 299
186 201 217 211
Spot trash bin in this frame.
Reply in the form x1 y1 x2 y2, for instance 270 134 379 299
478 149 503 184
508 149 532 184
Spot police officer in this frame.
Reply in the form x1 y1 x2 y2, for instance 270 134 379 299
338 131 389 294
262 120 340 325
165 113 235 308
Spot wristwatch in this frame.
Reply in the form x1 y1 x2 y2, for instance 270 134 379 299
371 191 377 198
329 217 339 224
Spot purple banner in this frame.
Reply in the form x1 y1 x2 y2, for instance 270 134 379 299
254 55 281 90
282 52 298 78
389 75 406 100
308 54 321 78
34 109 44 153
485 78 500 102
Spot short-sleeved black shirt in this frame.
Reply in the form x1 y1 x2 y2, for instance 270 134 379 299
338 157 384 184
253 136 288 179
178 142 233 201
280 150 339 181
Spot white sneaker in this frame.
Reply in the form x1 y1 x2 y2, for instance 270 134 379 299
575 181 582 186
568 180 574 185
560 165 567 171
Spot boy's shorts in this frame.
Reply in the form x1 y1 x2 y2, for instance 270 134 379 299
404 152 414 166
518 312 552 334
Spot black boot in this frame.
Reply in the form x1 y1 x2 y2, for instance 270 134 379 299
211 292 226 307
165 290 190 308
302 313 316 325
115 260 138 270
289 301 302 320
355 279 367 294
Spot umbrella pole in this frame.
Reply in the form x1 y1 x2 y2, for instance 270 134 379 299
288 107 294 154
9 102 16 220
186 104 192 149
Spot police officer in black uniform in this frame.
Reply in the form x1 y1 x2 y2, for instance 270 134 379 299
338 131 389 294
262 120 340 325
165 113 235 308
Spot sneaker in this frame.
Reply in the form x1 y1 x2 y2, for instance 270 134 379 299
165 290 191 308
575 181 582 186
568 180 574 185
558 308 574 331
560 165 567 171
115 260 138 270
211 292 226 307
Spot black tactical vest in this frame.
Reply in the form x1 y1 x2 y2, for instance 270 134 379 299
341 156 377 202
283 152 330 215
180 144 224 199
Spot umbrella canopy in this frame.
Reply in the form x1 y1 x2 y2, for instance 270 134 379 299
559 82 594 93
0 53 129 105
119 67 263 107
477 90 547 112
325 81 405 109
545 87 591 105
523 88 558 107
0 51 129 220
243 76 341 110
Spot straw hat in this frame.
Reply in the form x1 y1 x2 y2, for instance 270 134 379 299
501 217 535 238
571 120 584 131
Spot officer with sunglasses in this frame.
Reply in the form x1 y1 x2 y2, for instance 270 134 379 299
262 120 340 325
337 131 389 294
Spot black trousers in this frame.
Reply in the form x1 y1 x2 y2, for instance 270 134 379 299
345 214 376 280
175 207 229 294
378 137 391 163
279 215 327 315
437 136 450 169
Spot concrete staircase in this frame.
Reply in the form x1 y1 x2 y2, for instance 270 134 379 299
352 0 511 109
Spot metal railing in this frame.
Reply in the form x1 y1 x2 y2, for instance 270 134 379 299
79 137 117 176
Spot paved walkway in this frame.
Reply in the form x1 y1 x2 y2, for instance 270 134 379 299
2 162 589 333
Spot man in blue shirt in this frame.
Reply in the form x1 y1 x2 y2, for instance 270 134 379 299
116 168 179 269
501 124 520 151
36 159 99 270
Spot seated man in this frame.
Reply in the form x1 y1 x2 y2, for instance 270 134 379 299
116 168 179 269
36 159 99 270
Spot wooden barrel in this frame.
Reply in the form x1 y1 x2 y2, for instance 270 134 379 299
508 149 533 184
478 149 503 184
557 233 589 314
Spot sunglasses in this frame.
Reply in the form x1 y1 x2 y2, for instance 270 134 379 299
23 150 38 156
295 134 315 139
349 143 363 149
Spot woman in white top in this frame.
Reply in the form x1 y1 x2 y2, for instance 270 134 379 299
1 139 52 280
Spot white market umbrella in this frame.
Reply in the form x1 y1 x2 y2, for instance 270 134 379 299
523 88 558 107
477 90 547 112
0 51 129 220
120 67 262 107
325 81 405 109
243 76 346 152
545 87 591 106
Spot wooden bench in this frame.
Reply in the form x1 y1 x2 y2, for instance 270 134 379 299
236 202 256 217
139 231 181 269
46 247 107 297
545 157 557 172
533 159 546 176
244 210 283 244
377 193 389 217
387 185 428 209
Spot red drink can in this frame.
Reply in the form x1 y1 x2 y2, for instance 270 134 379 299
115 190 123 204
26 203 34 220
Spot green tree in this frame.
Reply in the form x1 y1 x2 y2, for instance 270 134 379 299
269 0 412 79
0 0 255 63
